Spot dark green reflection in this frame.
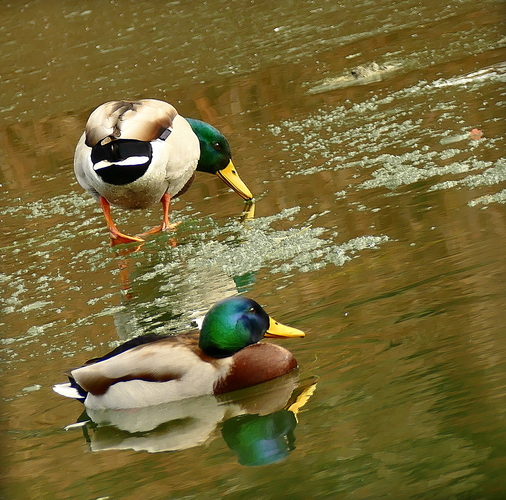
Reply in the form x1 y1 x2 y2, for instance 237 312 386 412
221 410 297 466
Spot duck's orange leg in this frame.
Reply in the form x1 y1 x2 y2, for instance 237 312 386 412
99 197 145 246
137 193 180 237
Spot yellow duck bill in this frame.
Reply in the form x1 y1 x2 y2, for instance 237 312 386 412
265 317 305 338
216 161 253 200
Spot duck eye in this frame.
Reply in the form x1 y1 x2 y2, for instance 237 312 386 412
248 307 255 313
213 142 222 151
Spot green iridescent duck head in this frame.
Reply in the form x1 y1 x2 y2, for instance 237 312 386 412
185 118 253 200
199 296 304 358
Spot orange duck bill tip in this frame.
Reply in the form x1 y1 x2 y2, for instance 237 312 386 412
265 317 305 338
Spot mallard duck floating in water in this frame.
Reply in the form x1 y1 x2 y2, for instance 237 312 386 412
53 296 304 409
74 99 253 245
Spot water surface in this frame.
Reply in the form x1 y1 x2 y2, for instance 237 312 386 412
1 1 505 499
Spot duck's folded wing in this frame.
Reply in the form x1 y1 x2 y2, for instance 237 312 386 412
85 99 178 146
71 343 202 396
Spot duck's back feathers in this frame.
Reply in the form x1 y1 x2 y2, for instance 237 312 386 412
84 333 173 365
72 334 202 396
85 99 177 146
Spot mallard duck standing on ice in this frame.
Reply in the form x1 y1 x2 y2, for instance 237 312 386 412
74 99 253 245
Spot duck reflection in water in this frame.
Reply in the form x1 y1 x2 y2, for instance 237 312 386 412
67 374 317 466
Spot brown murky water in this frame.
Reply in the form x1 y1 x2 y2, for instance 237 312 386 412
1 1 505 499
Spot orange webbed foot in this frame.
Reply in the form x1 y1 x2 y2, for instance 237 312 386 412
136 220 181 238
109 232 145 247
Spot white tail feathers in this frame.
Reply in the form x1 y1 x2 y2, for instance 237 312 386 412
53 383 83 400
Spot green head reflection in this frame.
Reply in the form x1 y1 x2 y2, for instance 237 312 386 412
221 410 297 466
